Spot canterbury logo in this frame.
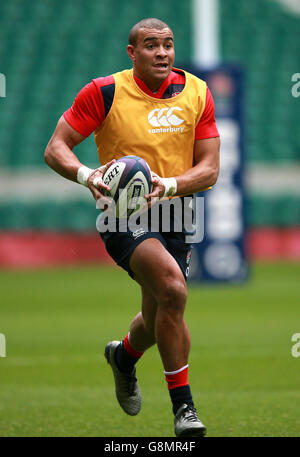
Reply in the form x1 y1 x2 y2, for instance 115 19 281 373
148 107 184 127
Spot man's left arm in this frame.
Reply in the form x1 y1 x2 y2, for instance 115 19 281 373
147 136 220 199
176 136 220 195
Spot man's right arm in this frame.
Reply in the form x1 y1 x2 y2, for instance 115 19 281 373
44 115 115 200
44 79 115 199
44 115 87 183
45 79 104 182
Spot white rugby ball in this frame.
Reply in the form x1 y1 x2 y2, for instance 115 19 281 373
102 155 152 218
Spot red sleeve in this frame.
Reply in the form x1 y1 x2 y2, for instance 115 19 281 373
195 87 220 140
63 81 105 137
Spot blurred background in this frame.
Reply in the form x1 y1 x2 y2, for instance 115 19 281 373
0 0 299 269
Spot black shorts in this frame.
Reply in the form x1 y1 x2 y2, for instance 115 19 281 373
99 197 194 281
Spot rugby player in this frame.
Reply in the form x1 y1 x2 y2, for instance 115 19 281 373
45 18 220 437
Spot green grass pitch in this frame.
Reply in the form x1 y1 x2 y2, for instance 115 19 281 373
0 261 299 437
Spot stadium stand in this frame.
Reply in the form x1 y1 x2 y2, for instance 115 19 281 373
220 0 299 163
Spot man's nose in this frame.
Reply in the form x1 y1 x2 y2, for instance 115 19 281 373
156 45 167 57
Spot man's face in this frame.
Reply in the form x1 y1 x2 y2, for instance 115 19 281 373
128 27 175 90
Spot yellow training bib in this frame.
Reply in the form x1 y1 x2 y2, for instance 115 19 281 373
94 68 207 178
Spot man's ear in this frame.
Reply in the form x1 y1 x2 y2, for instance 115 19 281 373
127 45 135 63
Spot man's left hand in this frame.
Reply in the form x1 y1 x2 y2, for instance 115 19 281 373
144 172 166 203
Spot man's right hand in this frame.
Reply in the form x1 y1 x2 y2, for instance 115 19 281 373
87 159 116 201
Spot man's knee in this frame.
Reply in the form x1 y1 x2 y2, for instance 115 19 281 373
156 274 187 314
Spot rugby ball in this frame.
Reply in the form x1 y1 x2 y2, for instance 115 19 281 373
102 156 152 218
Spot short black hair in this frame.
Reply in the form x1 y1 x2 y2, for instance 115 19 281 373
128 18 172 47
